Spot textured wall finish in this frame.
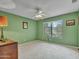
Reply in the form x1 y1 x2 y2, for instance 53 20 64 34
0 11 37 43
37 12 79 47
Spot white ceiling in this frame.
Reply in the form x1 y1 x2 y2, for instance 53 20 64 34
0 0 79 20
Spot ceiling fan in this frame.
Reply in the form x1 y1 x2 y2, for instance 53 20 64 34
33 7 46 20
0 0 16 9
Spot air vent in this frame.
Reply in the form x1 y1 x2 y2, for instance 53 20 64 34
72 0 77 3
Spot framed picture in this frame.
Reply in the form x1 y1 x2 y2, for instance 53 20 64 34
66 20 75 26
23 21 28 29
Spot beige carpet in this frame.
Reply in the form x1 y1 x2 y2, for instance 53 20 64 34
18 40 79 59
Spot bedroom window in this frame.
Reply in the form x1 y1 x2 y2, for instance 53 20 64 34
52 20 63 39
43 22 52 38
43 20 63 39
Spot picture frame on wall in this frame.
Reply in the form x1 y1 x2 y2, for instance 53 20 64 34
23 21 28 29
66 20 75 26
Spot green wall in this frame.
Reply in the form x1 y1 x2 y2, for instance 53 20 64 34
37 12 79 47
78 12 79 47
0 11 37 44
0 10 79 46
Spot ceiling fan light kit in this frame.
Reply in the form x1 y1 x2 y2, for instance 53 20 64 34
34 8 46 20
35 15 44 19
34 14 45 20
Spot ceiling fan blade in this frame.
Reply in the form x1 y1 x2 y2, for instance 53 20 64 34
0 0 16 9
